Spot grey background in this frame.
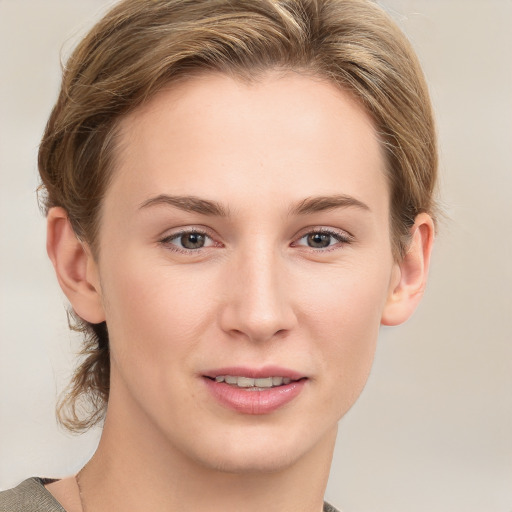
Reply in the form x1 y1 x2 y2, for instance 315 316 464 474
0 1 511 510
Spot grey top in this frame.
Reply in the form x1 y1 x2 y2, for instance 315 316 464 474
0 478 341 511
0 478 65 512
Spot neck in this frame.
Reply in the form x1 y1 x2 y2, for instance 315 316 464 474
78 384 336 512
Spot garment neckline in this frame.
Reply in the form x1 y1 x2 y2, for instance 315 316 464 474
19 476 339 512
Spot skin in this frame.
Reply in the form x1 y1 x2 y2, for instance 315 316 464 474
46 71 433 512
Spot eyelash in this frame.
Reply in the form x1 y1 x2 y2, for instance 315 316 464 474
159 227 353 254
291 228 353 252
159 228 219 254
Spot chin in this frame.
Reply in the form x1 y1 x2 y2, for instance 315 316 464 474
184 423 337 475
198 447 303 475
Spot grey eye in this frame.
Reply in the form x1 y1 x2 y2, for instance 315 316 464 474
161 229 218 253
306 233 333 248
179 232 206 249
294 229 351 251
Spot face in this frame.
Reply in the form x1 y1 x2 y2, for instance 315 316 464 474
91 71 401 472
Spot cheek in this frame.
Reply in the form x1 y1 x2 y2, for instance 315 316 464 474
99 256 218 371
299 257 391 336
298 262 390 407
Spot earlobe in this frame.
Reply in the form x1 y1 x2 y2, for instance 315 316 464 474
46 207 106 324
381 213 435 326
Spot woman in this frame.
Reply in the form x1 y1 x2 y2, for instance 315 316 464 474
0 0 436 510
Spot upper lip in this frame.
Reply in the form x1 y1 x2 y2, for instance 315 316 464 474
202 366 305 380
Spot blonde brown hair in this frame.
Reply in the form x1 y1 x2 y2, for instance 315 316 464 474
38 0 437 431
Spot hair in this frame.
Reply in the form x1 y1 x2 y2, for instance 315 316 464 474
38 0 437 431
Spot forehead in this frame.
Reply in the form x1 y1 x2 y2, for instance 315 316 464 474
108 71 388 217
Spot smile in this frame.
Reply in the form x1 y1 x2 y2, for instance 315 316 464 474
213 375 293 389
203 368 307 414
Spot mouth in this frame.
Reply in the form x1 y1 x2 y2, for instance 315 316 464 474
202 367 307 414
206 375 301 390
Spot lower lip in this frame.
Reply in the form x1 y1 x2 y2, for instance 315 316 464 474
203 378 306 415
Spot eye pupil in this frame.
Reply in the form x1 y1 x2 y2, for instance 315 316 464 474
181 232 205 249
307 233 331 248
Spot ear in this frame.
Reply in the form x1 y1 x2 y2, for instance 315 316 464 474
381 213 435 326
46 207 106 324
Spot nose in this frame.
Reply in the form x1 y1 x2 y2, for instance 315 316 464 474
218 246 297 343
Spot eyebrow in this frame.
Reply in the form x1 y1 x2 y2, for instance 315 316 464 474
139 194 229 217
138 193 369 217
290 195 370 215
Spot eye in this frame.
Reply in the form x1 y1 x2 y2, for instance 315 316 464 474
293 229 352 250
160 229 217 252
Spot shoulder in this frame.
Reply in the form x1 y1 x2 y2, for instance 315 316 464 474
1 479 340 512
0 478 65 512
323 501 342 512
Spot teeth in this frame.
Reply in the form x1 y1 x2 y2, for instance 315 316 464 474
213 375 295 389
255 377 273 387
237 377 255 388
